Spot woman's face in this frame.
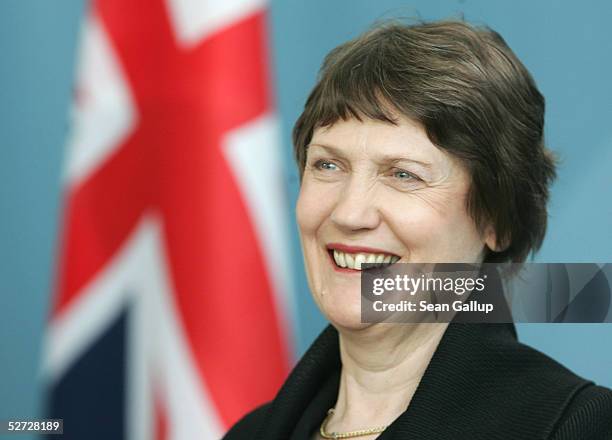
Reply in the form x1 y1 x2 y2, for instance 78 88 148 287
296 116 496 330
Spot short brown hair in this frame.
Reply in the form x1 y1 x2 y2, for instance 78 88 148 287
292 20 557 263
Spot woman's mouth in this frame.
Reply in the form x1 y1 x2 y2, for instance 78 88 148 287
327 248 400 271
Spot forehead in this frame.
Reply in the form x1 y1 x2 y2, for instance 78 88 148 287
309 117 448 165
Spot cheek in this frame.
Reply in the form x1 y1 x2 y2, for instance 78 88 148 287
394 205 444 247
296 184 316 236
296 178 335 235
387 193 483 258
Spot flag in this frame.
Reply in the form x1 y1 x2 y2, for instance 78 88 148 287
43 0 294 438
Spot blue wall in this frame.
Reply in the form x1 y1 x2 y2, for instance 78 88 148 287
0 0 87 427
1 0 611 430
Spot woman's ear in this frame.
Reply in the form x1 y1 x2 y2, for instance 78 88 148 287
484 225 506 252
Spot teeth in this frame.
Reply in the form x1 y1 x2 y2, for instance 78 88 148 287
354 254 366 269
332 249 400 270
333 249 347 267
337 250 346 267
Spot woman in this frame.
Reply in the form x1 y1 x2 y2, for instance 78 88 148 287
225 20 612 439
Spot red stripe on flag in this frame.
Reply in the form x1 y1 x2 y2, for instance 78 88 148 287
54 134 153 313
54 0 290 428
155 387 168 440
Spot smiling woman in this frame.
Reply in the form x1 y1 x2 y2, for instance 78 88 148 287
297 116 493 330
224 19 612 440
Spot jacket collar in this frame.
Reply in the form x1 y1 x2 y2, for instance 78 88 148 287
258 321 589 440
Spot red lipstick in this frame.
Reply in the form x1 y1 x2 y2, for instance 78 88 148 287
326 243 399 256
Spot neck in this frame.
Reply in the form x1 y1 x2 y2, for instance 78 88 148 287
329 323 447 432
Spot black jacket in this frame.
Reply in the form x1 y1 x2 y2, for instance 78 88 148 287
224 323 612 439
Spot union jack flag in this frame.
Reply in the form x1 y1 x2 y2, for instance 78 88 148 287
43 0 295 438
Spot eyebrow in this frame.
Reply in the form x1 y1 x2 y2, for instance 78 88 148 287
308 143 433 169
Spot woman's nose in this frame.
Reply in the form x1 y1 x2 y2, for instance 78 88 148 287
330 178 381 232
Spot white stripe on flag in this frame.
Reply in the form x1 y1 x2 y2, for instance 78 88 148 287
125 216 225 440
164 0 267 48
223 113 297 355
63 14 136 188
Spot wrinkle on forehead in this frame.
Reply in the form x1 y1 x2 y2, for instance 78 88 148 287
312 117 448 168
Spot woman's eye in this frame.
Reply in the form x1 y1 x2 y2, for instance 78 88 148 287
393 169 418 181
314 160 339 171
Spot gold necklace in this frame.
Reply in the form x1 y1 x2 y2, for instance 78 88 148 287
319 408 388 439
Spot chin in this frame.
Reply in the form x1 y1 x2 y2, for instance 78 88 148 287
330 316 370 332
319 300 371 332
